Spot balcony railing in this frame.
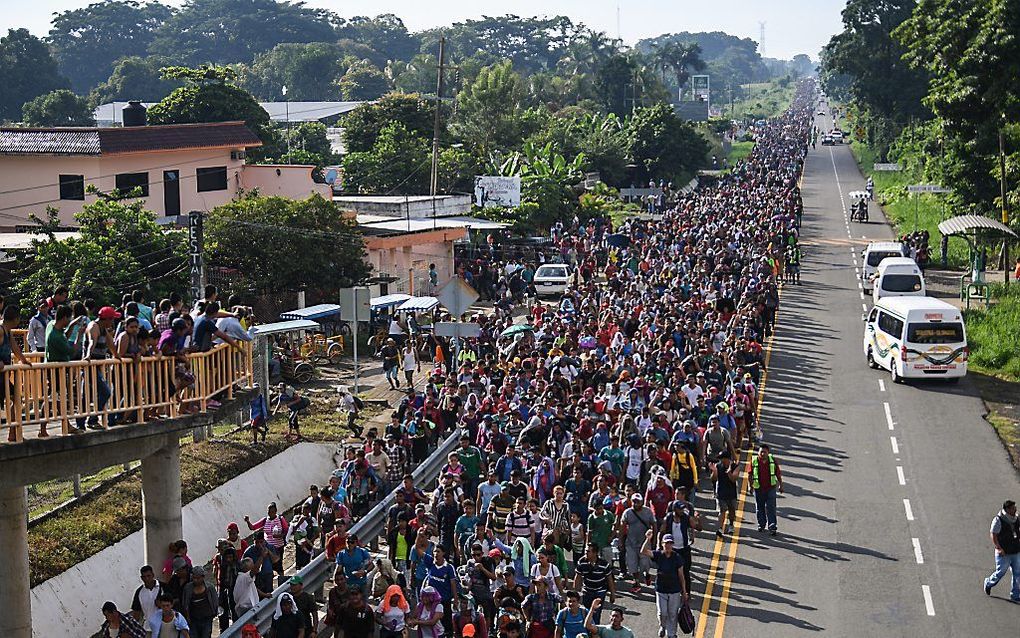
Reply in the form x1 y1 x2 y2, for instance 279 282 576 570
1 341 253 442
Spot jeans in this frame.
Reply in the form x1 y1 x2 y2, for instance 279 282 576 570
189 616 214 638
754 488 778 531
656 591 682 638
582 590 606 624
76 371 113 428
984 551 1020 600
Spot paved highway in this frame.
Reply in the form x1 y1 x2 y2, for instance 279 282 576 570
614 110 1020 638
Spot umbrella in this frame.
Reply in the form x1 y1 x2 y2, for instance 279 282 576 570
606 233 630 248
500 324 534 338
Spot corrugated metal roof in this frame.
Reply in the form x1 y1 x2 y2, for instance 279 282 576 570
0 122 261 155
95 101 367 125
371 293 411 308
0 129 101 155
279 304 342 320
396 296 439 312
250 319 320 336
937 215 1017 238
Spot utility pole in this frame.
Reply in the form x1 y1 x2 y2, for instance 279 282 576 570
282 85 291 157
1000 122 1010 288
429 37 447 203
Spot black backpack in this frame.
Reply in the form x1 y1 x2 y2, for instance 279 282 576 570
678 599 696 634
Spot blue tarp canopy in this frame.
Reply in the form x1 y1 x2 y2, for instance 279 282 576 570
371 293 412 310
251 319 320 336
279 304 342 321
396 296 439 312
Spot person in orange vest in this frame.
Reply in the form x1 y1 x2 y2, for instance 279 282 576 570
747 443 783 536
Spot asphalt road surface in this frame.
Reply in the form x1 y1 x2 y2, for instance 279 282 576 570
611 110 1020 638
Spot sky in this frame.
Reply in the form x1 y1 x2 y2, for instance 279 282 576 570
4 0 846 60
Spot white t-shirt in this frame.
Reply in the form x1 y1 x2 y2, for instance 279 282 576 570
377 604 406 632
416 602 444 637
530 562 562 594
681 384 704 408
402 350 416 371
625 446 645 480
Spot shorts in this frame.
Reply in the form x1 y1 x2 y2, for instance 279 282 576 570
625 544 651 575
717 498 737 518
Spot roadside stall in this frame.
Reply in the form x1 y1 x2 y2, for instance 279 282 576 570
279 304 346 364
250 319 320 396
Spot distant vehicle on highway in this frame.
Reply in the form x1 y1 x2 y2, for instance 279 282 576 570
533 263 570 296
861 242 909 294
829 130 844 144
864 296 967 382
872 256 925 303
821 134 834 146
817 110 825 115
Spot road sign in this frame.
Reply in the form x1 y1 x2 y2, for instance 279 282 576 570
434 322 482 339
339 287 370 322
873 163 902 172
155 214 182 226
907 184 952 194
436 277 479 317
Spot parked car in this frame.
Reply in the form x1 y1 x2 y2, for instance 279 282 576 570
533 264 571 297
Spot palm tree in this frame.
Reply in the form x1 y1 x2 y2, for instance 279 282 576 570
651 41 707 92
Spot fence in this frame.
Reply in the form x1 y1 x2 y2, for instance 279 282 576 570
221 430 461 637
1 341 253 442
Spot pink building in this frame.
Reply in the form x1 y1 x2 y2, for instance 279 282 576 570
0 120 329 230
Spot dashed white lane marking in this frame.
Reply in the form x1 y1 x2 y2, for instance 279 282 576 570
896 465 906 485
912 538 924 564
879 379 886 392
852 258 858 267
904 498 915 521
891 436 899 454
859 292 865 301
858 281 863 290
922 585 936 616
884 402 895 430
862 303 868 312
861 235 867 239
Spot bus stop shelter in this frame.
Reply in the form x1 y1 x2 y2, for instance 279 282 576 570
937 214 1017 306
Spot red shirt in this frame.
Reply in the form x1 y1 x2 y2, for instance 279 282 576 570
645 482 673 518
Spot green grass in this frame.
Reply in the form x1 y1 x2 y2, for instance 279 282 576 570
850 141 969 269
728 140 755 164
964 289 1020 381
726 80 797 121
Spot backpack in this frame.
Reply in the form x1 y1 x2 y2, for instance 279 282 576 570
678 599 696 634
352 395 365 410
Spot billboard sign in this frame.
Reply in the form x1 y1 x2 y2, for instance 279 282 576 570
691 75 710 102
907 184 952 194
474 176 521 208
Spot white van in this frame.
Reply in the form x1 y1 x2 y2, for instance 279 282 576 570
863 297 967 382
861 242 908 293
872 257 925 303
533 263 571 297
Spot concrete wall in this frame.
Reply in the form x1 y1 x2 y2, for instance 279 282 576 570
30 442 339 638
333 195 472 219
365 236 456 289
240 164 332 200
0 149 245 228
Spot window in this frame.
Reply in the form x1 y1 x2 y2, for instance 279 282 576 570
115 172 149 197
877 312 904 338
58 174 85 200
907 323 964 344
867 251 903 267
880 274 923 293
196 166 228 192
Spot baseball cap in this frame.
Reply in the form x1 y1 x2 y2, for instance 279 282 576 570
98 306 122 320
290 575 304 585
192 565 206 577
172 557 187 571
662 534 675 544
226 522 239 532
631 494 643 502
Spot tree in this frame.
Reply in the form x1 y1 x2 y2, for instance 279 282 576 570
335 14 421 65
14 199 187 307
0 29 69 122
341 93 436 154
451 61 524 158
243 42 344 101
340 122 431 194
147 65 273 153
48 0 172 93
149 0 336 67
486 141 586 231
627 104 709 183
652 41 706 91
90 56 183 104
205 194 371 294
336 60 392 101
390 54 439 95
528 109 629 186
595 54 638 117
22 90 95 127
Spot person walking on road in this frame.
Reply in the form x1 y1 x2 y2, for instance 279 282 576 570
640 529 689 638
983 499 1020 602
747 444 783 535
710 452 741 538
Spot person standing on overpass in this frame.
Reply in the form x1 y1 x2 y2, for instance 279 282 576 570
747 444 784 536
983 499 1020 602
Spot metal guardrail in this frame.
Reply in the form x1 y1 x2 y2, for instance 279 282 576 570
221 431 460 637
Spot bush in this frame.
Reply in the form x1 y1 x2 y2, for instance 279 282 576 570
964 289 1020 380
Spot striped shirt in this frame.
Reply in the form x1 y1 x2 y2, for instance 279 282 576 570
505 510 534 539
575 557 613 594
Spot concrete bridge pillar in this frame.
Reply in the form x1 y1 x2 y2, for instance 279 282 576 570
0 486 31 638
141 439 183 567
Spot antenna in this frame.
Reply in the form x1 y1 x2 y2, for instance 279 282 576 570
617 4 622 42
758 21 766 57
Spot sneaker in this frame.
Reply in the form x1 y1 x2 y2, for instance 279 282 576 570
770 529 778 537
715 530 725 539
757 526 765 533
629 584 641 594
984 582 992 596
725 525 734 534
645 575 653 586
207 400 221 409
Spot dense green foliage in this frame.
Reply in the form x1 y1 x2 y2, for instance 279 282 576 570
0 29 68 121
14 199 187 307
22 90 95 127
964 287 1020 381
205 194 370 294
89 55 182 103
48 0 172 93
627 104 710 183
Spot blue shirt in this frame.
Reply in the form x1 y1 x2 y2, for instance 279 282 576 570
410 543 434 581
425 558 457 602
556 606 589 638
478 481 502 514
337 546 371 587
192 315 218 352
242 544 274 579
